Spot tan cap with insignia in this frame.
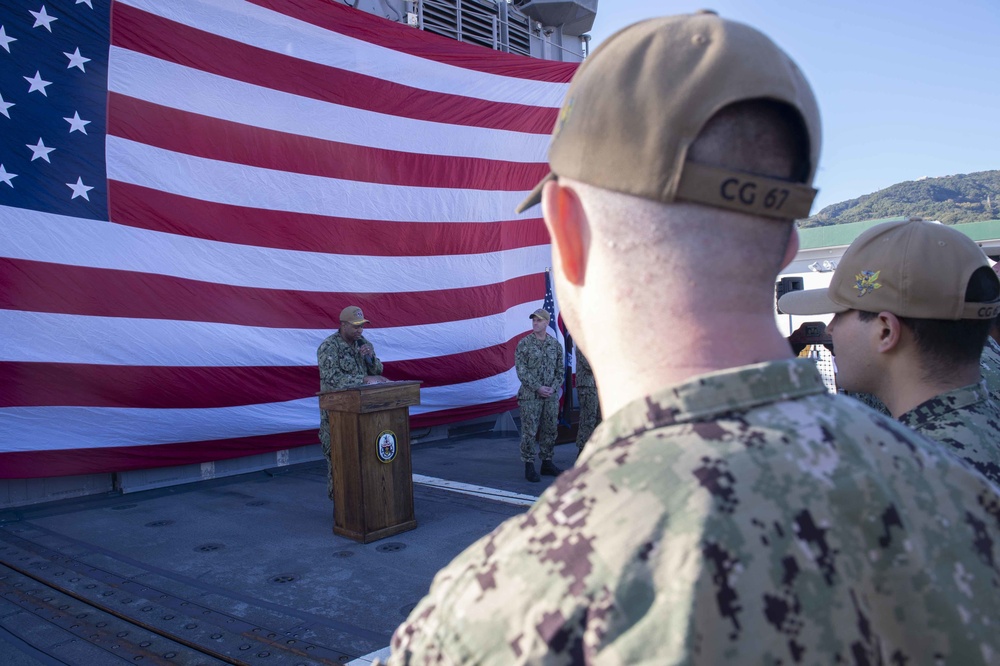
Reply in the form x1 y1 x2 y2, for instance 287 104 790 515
340 306 370 326
530 308 551 321
779 219 1000 320
516 11 821 220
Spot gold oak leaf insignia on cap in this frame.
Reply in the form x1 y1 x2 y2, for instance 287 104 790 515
855 270 881 297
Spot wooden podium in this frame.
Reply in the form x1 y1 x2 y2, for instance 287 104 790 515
319 381 420 543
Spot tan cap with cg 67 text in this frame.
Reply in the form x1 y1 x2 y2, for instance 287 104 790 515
516 11 821 220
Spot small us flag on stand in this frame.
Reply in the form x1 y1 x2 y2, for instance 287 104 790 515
543 268 570 410
542 268 562 345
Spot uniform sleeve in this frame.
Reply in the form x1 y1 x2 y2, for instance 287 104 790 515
548 339 564 389
317 338 344 392
318 336 365 390
515 339 538 392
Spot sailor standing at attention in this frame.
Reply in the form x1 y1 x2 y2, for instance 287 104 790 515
514 308 563 482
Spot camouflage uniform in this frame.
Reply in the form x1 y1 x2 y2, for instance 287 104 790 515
317 332 383 499
846 336 1000 418
574 351 599 454
514 333 563 463
979 337 1000 401
845 390 890 416
898 380 1000 485
387 359 1000 665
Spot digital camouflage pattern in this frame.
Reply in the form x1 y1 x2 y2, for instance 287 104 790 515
845 390 890 416
317 332 383 499
899 380 1000 485
387 358 1000 665
574 351 599 453
515 333 563 463
515 333 563 400
518 399 559 463
980 337 1000 402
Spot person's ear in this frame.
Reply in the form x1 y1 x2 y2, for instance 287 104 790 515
875 311 902 353
541 179 588 286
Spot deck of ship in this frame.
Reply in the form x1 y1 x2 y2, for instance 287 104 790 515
0 430 579 665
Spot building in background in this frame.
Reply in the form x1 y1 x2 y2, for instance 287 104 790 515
347 0 595 61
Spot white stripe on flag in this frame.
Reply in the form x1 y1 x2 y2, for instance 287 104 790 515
1 207 551 292
0 370 518 452
109 48 554 162
0 304 539 366
117 0 570 105
106 137 536 223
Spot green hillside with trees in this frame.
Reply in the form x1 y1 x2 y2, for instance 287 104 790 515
801 170 1000 228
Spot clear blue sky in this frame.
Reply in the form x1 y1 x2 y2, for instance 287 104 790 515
587 0 999 213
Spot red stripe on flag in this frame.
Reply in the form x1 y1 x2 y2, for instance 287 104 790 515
0 338 522 408
111 3 561 134
410 397 517 428
108 182 549 256
0 258 544 328
0 431 318 479
108 94 550 190
250 0 579 83
0 397 517 479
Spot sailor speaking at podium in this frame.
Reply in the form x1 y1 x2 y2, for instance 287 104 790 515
316 305 389 500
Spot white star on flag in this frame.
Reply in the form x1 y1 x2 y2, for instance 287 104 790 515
64 47 90 72
26 137 55 162
64 111 89 134
76 0 94 7
0 93 13 119
0 25 17 53
66 176 93 200
29 5 58 32
0 164 17 187
24 71 52 96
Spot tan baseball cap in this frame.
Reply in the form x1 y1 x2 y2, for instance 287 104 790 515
516 11 821 220
340 306 370 325
529 308 551 321
779 219 1000 320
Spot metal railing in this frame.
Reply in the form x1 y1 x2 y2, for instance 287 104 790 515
413 0 532 56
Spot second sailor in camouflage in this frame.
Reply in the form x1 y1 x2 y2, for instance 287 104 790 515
783 220 1000 486
574 350 599 454
514 309 563 479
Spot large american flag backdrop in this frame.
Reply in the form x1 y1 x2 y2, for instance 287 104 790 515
0 0 576 478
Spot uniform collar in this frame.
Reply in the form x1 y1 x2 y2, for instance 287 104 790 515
898 381 990 428
586 358 828 447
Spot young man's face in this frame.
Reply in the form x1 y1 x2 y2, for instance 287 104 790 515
340 321 366 343
531 316 548 335
826 310 879 393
